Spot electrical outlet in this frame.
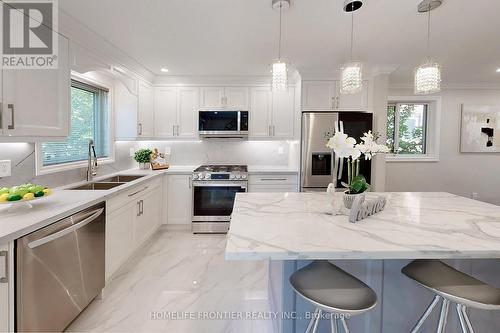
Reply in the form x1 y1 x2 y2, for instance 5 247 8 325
0 160 12 177
278 146 284 155
129 148 136 157
472 192 479 200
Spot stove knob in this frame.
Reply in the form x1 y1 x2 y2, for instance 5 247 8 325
193 174 198 180
230 174 236 179
235 174 241 179
242 174 247 179
205 174 211 180
198 173 204 179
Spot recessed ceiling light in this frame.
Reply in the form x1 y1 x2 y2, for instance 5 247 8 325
160 68 169 73
496 68 500 73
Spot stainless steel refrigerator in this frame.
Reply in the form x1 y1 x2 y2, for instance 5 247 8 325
300 111 373 192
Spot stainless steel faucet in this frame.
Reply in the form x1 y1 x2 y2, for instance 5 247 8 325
87 139 98 181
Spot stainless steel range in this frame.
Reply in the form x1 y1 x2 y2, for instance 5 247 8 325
192 165 248 233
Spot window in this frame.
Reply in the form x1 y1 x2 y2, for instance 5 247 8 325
387 103 428 155
41 79 110 167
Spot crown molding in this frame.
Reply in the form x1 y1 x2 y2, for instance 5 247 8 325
389 83 500 91
59 9 155 83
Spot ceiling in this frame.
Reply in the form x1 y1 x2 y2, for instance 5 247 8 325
60 0 500 86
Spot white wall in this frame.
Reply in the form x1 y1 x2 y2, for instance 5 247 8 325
386 88 500 205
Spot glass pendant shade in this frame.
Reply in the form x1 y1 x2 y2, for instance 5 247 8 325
272 60 288 91
414 61 441 95
340 62 363 94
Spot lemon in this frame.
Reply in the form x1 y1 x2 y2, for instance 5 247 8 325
23 193 35 201
43 188 52 196
0 193 9 202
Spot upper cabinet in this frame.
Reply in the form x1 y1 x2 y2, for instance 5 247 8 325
154 86 199 139
249 87 295 139
1 33 70 139
200 87 249 110
301 80 369 111
137 81 154 138
115 78 154 140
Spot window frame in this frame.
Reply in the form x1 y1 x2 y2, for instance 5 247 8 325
35 72 115 175
386 95 441 162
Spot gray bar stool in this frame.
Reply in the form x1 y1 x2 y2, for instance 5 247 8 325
289 261 377 333
402 259 500 333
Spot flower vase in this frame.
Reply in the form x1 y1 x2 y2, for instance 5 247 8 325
343 191 365 209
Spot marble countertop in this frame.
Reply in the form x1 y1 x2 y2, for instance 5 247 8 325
0 166 196 244
225 192 500 260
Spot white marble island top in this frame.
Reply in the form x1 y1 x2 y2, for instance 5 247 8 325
225 192 500 260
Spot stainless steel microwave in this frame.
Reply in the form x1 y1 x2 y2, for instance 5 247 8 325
198 111 248 138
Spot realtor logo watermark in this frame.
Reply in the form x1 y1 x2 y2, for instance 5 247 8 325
2 0 58 69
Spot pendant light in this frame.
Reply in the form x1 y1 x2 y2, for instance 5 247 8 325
414 0 442 95
340 0 364 95
271 0 289 91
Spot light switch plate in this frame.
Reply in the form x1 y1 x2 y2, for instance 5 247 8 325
0 160 12 177
278 146 284 155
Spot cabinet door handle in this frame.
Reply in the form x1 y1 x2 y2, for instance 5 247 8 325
138 123 143 136
137 201 141 216
0 103 3 130
176 125 180 136
273 125 276 136
0 251 7 283
260 178 287 181
7 104 14 129
140 200 144 215
268 125 272 136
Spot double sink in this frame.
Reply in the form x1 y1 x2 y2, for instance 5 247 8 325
69 175 145 190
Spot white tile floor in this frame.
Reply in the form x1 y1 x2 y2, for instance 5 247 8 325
67 229 273 333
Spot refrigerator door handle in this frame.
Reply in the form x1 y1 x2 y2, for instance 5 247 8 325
338 157 344 180
339 120 344 133
333 155 339 185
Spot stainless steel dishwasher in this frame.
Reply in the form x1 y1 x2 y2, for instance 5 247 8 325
16 202 105 332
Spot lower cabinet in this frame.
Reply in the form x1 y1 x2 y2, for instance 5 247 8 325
167 174 192 225
105 180 162 280
248 173 299 193
0 242 14 332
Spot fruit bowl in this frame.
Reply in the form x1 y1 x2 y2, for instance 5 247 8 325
0 184 53 207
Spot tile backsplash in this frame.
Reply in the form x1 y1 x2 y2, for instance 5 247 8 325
0 140 299 188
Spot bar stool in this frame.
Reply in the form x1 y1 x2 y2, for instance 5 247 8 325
289 261 377 333
402 259 500 333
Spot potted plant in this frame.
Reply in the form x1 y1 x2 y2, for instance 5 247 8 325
326 131 389 208
134 148 153 170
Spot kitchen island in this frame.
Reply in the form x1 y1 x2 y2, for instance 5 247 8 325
225 192 500 333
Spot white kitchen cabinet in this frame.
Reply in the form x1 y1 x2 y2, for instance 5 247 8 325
200 87 224 109
249 87 295 139
105 180 162 280
105 202 136 280
301 80 368 111
301 81 336 110
137 81 154 137
248 173 298 193
249 87 272 137
200 87 249 109
272 89 295 138
134 184 162 246
177 87 199 138
167 174 193 225
224 87 249 109
114 80 139 140
154 87 199 138
0 242 14 333
1 33 70 138
337 81 369 110
154 87 177 138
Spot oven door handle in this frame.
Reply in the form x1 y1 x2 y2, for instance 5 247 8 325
192 182 247 189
